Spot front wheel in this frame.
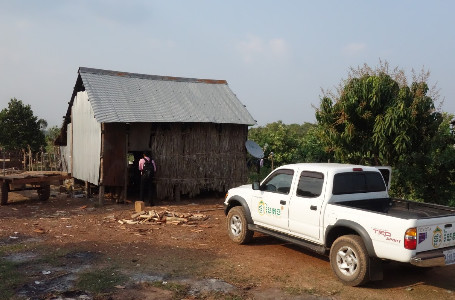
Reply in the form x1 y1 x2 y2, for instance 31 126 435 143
329 235 370 286
226 206 253 244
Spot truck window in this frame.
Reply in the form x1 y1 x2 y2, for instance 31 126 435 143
261 169 294 194
333 172 386 195
296 171 324 198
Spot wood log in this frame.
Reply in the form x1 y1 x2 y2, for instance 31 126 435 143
165 216 188 223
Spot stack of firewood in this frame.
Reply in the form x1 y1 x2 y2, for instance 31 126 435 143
118 210 208 226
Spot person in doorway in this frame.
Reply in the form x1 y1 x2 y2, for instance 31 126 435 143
138 152 156 205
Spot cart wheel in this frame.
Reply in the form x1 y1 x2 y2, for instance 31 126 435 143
1 181 9 205
38 184 50 201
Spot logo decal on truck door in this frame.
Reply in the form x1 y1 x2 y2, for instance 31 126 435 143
258 200 282 217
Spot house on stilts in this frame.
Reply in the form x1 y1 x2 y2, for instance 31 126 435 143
55 67 256 202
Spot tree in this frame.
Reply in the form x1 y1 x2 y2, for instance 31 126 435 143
299 125 333 163
0 98 46 152
248 121 321 168
392 113 455 205
45 126 61 153
315 62 455 205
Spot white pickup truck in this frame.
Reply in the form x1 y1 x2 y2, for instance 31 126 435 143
224 163 455 286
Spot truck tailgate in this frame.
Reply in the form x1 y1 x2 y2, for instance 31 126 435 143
416 217 455 265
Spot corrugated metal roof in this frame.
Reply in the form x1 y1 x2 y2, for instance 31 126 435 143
78 67 256 125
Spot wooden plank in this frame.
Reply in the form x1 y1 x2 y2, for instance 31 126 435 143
0 172 70 185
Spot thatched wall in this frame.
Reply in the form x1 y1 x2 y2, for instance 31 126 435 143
149 123 248 199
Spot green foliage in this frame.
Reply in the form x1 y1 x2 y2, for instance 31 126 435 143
248 166 272 183
247 121 331 183
0 98 46 152
315 62 455 205
248 121 327 169
45 126 61 153
390 113 455 205
299 125 333 163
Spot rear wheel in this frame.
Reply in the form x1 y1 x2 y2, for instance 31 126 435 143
37 184 50 201
330 235 370 286
226 206 253 244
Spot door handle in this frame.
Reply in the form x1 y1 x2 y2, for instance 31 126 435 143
280 200 286 205
310 205 317 211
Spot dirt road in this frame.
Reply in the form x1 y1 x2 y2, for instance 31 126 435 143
0 190 454 299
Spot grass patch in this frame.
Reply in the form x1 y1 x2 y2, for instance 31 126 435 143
0 243 28 256
0 259 24 300
35 247 72 266
282 285 319 296
75 267 127 295
151 281 189 300
207 291 244 300
222 295 244 300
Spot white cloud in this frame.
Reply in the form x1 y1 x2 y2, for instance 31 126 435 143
269 38 288 57
237 35 290 63
343 42 367 55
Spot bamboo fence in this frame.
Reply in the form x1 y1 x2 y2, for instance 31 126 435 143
0 146 62 175
150 123 248 199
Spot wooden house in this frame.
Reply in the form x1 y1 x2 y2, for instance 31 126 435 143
56 67 256 201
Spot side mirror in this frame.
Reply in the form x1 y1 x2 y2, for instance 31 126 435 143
252 182 260 190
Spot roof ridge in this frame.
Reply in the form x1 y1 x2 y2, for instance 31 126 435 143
78 67 227 85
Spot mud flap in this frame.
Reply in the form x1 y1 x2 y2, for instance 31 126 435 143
369 257 383 281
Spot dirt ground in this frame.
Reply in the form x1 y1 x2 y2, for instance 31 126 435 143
0 187 454 300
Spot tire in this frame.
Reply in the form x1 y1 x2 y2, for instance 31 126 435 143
329 235 370 286
37 184 50 201
1 181 9 205
226 206 253 244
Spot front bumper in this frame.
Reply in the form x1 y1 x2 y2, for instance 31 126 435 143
410 246 455 267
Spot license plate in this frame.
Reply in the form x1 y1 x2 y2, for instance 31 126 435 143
443 249 455 265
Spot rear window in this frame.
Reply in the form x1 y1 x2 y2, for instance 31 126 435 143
333 172 386 195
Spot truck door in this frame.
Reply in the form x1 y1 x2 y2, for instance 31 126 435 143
251 168 293 230
288 171 325 241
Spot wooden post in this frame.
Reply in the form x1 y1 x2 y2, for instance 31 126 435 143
85 181 91 198
22 149 26 170
1 147 5 176
98 185 105 206
99 123 105 206
28 145 32 171
70 109 74 175
122 125 129 203
1 180 9 205
40 147 44 171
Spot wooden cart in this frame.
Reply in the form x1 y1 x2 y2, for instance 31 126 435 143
0 171 70 205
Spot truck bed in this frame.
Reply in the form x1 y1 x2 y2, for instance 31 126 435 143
335 198 455 219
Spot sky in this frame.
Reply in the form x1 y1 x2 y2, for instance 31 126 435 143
1 1 454 128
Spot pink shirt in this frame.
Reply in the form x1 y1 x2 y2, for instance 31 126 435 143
139 157 156 173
